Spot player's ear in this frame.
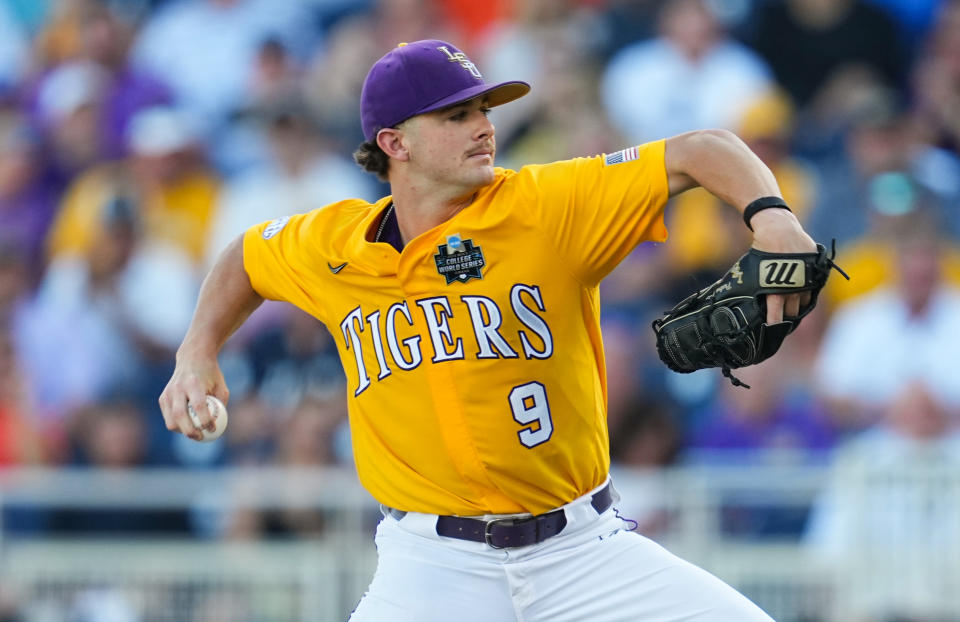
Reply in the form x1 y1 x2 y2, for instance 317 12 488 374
377 127 409 162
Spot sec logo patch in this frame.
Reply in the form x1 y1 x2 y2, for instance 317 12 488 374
263 216 291 239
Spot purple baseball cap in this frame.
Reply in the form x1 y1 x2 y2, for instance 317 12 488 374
360 40 530 142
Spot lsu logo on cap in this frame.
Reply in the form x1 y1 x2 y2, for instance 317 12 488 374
437 46 482 79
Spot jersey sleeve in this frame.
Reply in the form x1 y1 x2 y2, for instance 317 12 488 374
243 212 326 320
519 140 670 285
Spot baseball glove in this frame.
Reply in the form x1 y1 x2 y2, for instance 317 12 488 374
651 242 848 388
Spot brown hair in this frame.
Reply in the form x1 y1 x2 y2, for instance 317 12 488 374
353 140 390 181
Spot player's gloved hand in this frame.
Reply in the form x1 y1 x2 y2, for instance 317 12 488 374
651 216 848 388
158 347 229 441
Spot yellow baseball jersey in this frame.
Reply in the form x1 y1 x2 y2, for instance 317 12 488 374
243 141 669 516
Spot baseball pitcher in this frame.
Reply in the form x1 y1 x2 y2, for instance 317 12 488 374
160 39 834 621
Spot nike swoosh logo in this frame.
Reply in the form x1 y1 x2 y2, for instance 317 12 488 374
327 262 348 274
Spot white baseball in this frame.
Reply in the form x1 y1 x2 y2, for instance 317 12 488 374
187 395 228 442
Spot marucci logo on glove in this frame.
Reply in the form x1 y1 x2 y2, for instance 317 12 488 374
759 259 805 287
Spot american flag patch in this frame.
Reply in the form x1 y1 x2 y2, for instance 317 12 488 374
604 146 639 166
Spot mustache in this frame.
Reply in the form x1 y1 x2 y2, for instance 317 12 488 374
466 144 495 157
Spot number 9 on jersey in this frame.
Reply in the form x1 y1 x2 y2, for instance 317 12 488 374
508 382 553 448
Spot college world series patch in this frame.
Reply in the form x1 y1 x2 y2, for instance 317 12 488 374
434 234 485 284
604 146 639 166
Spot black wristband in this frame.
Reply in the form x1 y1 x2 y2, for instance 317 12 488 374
743 196 791 231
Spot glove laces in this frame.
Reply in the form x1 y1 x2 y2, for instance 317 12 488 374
827 239 850 281
699 330 752 389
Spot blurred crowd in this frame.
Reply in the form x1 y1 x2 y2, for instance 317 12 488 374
0 0 959 556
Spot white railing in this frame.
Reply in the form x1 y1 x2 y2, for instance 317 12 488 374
2 463 959 622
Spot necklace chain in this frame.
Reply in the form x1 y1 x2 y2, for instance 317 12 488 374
375 203 394 243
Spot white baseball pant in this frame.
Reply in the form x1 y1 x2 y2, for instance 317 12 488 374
350 480 775 621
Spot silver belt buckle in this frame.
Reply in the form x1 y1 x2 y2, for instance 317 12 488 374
483 517 518 549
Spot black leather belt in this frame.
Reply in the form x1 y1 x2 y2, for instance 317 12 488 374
434 483 613 549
